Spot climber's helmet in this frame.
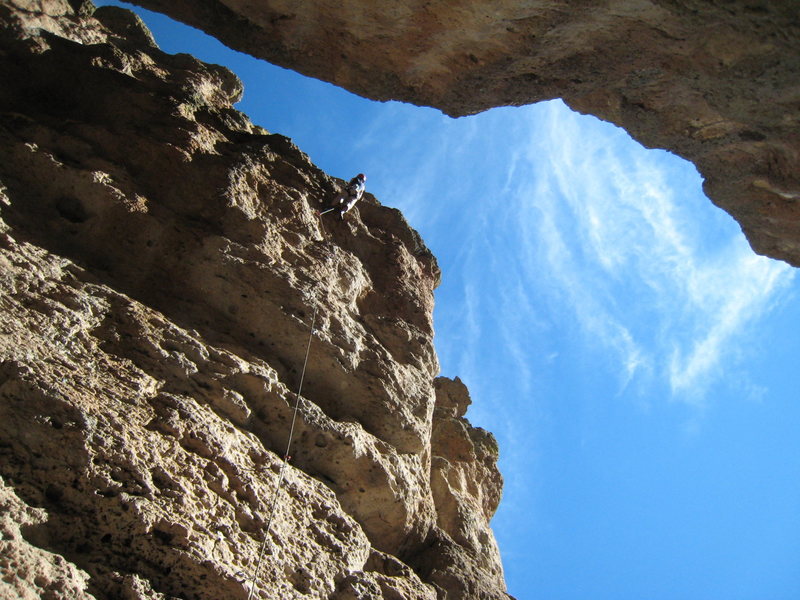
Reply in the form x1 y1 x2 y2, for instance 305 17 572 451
357 173 366 181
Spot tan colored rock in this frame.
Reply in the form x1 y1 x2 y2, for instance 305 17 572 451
0 232 386 599
128 0 800 267
0 2 509 599
0 478 95 600
419 377 505 600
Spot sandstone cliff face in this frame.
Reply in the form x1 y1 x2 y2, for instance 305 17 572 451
0 2 509 599
128 0 800 268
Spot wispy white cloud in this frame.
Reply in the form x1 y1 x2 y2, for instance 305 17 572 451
506 100 794 405
357 97 793 413
668 246 791 398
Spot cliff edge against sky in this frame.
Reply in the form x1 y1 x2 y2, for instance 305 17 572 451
0 2 508 598
129 0 800 268
2 1 798 599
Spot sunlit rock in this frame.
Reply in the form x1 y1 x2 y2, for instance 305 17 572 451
0 2 509 598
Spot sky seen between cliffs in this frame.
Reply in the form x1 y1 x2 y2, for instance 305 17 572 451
98 3 800 599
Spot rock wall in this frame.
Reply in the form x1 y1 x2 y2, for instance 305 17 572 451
128 0 800 267
0 2 509 599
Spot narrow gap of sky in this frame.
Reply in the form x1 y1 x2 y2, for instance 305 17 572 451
96 3 800 599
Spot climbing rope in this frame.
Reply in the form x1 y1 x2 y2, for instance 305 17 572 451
247 304 318 600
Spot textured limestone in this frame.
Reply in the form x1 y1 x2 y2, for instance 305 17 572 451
129 0 800 267
0 2 509 599
0 478 93 600
422 377 505 599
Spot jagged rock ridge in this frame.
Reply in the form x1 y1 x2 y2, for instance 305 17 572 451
0 2 509 599
128 0 800 268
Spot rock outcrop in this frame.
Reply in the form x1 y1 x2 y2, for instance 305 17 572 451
128 0 800 267
0 2 509 599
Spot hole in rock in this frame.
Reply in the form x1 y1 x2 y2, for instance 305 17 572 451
55 196 89 223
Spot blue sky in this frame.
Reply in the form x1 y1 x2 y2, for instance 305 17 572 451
97 3 800 598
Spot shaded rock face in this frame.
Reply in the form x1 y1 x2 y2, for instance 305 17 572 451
0 2 509 599
129 0 800 267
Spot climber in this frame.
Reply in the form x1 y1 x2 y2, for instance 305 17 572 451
332 173 366 219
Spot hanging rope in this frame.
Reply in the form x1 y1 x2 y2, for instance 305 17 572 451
247 304 318 600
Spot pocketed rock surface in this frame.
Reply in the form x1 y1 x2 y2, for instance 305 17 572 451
130 0 800 267
0 2 509 599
